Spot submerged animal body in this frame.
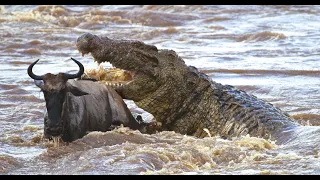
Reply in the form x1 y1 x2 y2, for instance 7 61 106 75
76 33 303 144
28 58 141 142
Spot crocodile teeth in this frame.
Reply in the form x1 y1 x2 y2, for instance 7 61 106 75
105 81 125 88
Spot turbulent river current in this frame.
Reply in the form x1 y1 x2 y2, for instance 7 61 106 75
1 5 320 174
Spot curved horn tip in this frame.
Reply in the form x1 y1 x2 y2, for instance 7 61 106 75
28 59 44 80
64 57 84 79
30 59 40 65
70 57 82 65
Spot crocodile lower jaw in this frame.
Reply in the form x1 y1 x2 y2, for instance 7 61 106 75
84 65 134 88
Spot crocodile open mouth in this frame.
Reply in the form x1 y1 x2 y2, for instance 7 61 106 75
79 49 136 88
83 65 134 88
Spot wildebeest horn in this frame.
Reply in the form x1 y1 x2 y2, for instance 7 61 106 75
64 58 84 79
28 59 44 80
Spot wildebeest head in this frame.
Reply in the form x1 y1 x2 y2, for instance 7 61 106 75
28 58 88 138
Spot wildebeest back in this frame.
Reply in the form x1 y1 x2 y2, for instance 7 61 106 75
61 80 140 141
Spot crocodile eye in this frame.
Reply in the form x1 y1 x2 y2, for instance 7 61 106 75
84 34 94 41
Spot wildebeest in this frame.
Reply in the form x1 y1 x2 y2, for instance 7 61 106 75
27 57 141 142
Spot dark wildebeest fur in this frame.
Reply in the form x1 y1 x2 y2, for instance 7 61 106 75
28 58 141 142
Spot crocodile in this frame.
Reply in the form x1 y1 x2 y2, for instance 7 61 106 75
76 32 302 144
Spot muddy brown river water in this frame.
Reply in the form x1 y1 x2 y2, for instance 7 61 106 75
1 5 320 174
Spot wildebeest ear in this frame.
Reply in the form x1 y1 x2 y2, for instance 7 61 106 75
66 84 88 96
34 80 44 89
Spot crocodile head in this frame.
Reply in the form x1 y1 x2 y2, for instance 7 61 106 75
77 32 161 97
76 33 211 124
76 33 158 71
